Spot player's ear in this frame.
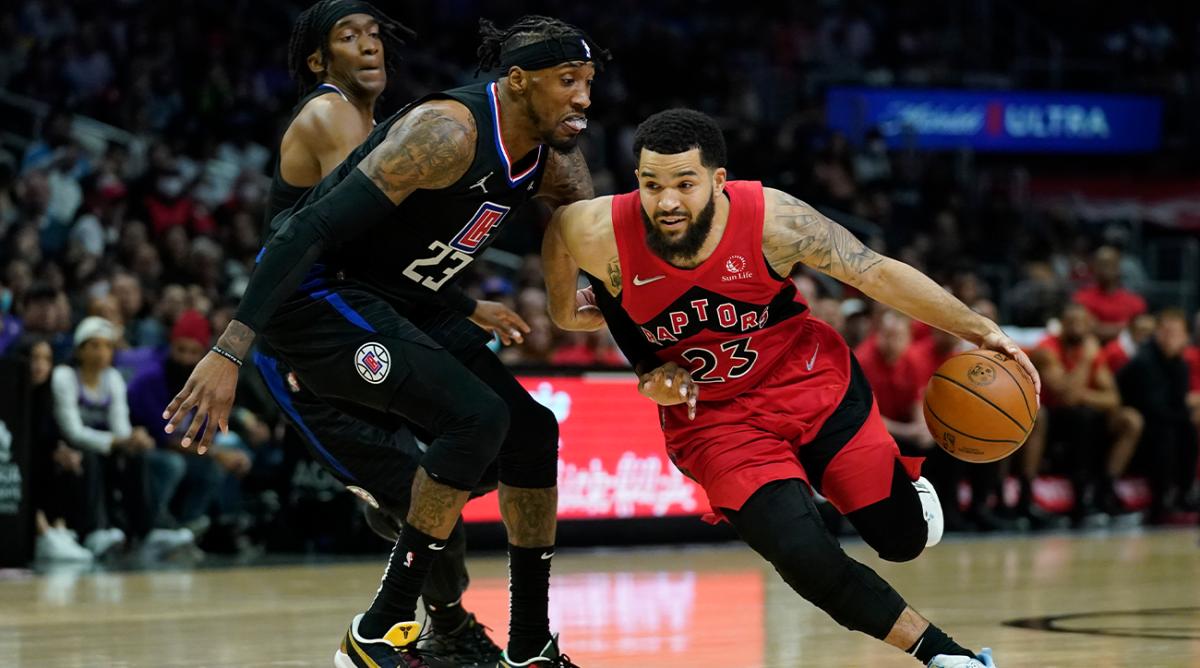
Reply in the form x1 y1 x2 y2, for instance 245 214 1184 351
505 67 529 95
307 49 325 76
712 167 727 194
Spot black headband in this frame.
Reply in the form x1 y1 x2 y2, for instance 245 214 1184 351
499 36 595 72
310 1 379 53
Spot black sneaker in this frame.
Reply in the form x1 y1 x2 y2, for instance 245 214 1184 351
335 614 430 668
499 635 580 667
418 613 502 667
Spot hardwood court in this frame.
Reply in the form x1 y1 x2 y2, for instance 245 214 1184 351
1 529 1198 667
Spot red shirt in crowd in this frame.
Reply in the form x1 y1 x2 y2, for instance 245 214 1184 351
1036 335 1107 407
855 338 925 422
1072 285 1147 327
909 337 957 384
1101 334 1138 374
1184 345 1200 393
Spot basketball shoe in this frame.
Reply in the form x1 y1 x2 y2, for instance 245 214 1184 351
928 648 996 667
334 614 430 668
418 613 502 666
498 635 580 667
913 476 944 547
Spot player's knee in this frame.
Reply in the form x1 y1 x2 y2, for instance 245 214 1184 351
463 391 511 460
876 527 926 563
499 402 559 488
1118 407 1144 436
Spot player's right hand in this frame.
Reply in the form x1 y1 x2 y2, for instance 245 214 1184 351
638 362 699 420
162 351 239 452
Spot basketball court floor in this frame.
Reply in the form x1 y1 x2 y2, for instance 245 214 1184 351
1 529 1197 667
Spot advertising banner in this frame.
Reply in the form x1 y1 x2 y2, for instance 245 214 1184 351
462 374 704 523
826 87 1162 153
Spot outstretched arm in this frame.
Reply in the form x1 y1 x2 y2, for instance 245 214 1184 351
762 187 1040 394
164 104 476 451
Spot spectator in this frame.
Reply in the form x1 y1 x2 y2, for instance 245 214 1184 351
127 310 251 535
50 316 195 556
1118 309 1199 522
1102 312 1156 374
1072 246 1148 342
1007 261 1069 328
19 337 93 562
1028 303 1143 525
856 310 965 530
16 282 71 360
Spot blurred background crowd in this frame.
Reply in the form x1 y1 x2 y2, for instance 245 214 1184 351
2 0 1199 564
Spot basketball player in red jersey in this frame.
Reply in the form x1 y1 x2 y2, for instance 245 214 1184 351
543 110 1040 668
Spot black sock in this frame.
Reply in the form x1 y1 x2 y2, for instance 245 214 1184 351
425 597 470 634
907 624 972 665
507 544 553 661
360 525 446 639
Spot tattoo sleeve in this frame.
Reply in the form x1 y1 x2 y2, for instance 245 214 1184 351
499 484 558 547
763 189 883 286
535 146 595 210
406 467 470 538
357 107 475 200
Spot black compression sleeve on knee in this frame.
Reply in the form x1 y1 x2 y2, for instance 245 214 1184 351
234 170 397 332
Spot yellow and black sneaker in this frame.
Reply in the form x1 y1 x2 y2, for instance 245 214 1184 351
334 614 430 668
498 635 580 668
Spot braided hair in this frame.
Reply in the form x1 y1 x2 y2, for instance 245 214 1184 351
476 14 611 75
287 0 415 92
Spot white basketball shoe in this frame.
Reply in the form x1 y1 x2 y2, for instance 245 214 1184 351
913 476 944 548
928 648 997 667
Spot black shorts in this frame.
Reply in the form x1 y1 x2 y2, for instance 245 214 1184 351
255 286 547 496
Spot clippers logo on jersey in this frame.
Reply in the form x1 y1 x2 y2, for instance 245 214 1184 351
450 202 510 254
354 342 391 384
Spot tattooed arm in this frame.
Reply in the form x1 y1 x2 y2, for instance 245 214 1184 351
534 145 595 212
543 197 615 331
761 187 1041 391
166 104 477 451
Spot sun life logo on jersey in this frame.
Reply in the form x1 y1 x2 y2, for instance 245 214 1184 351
354 342 391 384
722 254 753 281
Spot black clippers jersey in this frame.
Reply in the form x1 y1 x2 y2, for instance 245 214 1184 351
264 83 351 233
270 81 548 309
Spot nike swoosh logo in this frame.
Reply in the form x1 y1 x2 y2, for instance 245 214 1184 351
429 543 446 551
805 343 820 371
632 275 665 286
540 552 555 560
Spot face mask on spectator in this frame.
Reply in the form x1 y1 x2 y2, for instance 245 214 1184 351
157 175 184 198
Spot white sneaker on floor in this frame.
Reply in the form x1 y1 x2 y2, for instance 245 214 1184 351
144 527 196 553
928 648 997 667
913 476 944 548
36 528 95 563
83 528 126 557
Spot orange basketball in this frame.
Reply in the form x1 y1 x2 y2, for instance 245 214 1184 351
922 350 1038 463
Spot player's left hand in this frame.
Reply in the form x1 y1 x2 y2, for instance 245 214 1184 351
638 362 699 420
163 351 239 451
470 300 532 345
979 329 1042 398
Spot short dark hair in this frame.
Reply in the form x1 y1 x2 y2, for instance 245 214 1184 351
476 15 610 74
632 109 727 169
287 0 415 92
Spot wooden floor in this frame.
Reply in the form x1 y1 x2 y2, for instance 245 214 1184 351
1 529 1198 667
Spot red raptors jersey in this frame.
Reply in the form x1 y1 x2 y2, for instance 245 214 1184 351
612 180 811 401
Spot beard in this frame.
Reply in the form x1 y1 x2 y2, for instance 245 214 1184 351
640 196 716 263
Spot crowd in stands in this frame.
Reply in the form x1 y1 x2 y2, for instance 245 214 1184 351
2 0 1199 563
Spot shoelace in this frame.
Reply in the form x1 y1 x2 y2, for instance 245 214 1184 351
551 653 580 668
460 618 502 655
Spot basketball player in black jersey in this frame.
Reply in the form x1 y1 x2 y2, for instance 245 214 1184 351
165 15 607 668
258 3 525 665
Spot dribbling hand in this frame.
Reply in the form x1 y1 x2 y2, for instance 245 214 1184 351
638 362 699 420
979 329 1042 397
162 351 239 451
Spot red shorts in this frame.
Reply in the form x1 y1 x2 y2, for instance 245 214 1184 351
661 317 923 520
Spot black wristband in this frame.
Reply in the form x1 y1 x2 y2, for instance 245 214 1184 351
210 345 244 367
441 286 478 316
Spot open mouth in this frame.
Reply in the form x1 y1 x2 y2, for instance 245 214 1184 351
657 216 687 229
